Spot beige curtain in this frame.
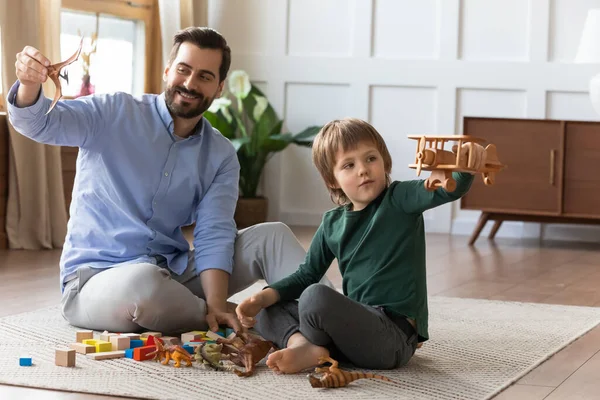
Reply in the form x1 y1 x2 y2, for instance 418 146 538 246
0 0 67 249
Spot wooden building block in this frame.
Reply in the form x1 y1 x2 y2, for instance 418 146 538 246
110 335 130 351
140 331 162 338
133 345 156 361
69 343 96 354
55 348 76 367
76 330 93 343
87 350 125 360
181 332 203 342
122 333 141 340
94 340 112 352
100 331 116 342
161 336 180 345
19 357 32 366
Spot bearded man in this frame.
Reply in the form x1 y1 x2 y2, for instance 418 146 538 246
8 27 332 334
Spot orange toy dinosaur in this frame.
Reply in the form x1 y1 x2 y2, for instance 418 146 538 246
308 356 394 388
216 331 275 377
45 38 83 115
147 340 193 368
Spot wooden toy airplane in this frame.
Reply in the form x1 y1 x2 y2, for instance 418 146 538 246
407 135 505 192
45 37 83 115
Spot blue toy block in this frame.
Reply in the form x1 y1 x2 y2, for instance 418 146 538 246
182 345 194 354
225 328 235 337
19 357 32 366
125 349 134 358
129 339 144 348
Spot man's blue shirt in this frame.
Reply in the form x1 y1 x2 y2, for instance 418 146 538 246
7 81 240 290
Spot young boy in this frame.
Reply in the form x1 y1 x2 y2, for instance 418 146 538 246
235 118 486 374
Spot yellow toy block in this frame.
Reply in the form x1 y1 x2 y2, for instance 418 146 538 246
94 340 112 352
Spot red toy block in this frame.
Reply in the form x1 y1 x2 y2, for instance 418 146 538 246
145 335 164 347
133 345 156 361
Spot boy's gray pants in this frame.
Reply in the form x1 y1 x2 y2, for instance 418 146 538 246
254 284 419 370
61 222 332 334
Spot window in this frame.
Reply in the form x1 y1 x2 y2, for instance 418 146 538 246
60 10 145 96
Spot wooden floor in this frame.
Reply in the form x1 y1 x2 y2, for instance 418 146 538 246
0 227 599 399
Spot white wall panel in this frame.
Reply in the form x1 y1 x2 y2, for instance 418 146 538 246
459 0 529 61
287 0 353 56
208 0 600 242
281 83 352 220
549 0 600 62
373 0 439 59
207 0 272 55
546 91 600 120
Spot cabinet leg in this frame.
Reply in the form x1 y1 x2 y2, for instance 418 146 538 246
468 212 490 246
488 220 503 240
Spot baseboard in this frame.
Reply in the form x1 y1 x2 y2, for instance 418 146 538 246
452 217 600 243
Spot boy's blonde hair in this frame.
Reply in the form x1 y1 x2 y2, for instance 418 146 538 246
312 118 392 206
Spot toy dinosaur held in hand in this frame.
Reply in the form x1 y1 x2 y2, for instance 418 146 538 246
216 331 275 377
45 38 83 115
308 356 394 388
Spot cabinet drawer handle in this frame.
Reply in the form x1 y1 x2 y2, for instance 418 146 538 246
549 149 556 186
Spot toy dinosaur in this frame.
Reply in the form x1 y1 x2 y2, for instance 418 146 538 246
308 356 394 388
45 37 83 115
216 331 275 377
147 340 193 368
194 342 229 371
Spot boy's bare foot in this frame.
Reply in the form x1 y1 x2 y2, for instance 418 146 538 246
266 333 329 374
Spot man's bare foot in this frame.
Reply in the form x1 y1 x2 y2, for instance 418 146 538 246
266 333 329 374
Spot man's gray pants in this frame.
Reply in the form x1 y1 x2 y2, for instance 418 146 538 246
61 222 332 334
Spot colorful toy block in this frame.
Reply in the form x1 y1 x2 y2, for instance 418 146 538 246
19 357 32 366
55 348 76 367
205 330 225 341
82 339 112 352
160 336 180 345
181 332 204 342
76 330 93 343
69 343 96 354
129 339 144 348
125 348 134 358
122 333 141 340
133 345 156 361
87 350 125 360
226 328 235 338
145 335 163 347
182 345 194 354
110 335 131 351
100 331 116 342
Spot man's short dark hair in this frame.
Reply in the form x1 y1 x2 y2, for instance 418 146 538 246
168 27 232 82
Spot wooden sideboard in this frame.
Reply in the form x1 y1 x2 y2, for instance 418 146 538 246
460 116 600 245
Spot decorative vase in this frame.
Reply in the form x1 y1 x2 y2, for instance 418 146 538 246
234 197 268 229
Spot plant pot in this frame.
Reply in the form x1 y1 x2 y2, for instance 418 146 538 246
234 197 268 229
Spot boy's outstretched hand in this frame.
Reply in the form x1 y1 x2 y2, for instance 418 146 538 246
459 142 487 172
236 295 264 328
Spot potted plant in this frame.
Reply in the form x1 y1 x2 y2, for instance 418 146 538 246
204 70 320 228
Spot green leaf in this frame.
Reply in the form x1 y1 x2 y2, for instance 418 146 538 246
230 137 250 152
291 125 321 147
204 110 235 139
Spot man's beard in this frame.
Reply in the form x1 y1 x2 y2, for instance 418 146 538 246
165 85 214 119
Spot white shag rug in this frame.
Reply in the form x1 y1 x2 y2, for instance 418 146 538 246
0 292 599 400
